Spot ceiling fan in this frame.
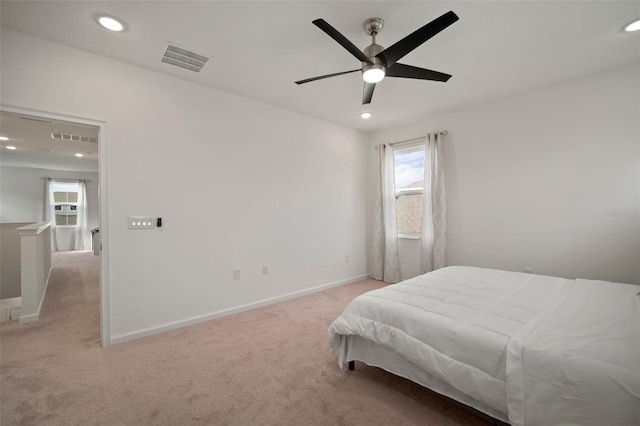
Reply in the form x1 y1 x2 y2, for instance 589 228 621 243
295 11 459 105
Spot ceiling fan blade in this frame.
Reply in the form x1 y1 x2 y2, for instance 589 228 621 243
312 19 372 64
376 11 459 67
362 82 376 104
386 63 451 82
295 69 361 85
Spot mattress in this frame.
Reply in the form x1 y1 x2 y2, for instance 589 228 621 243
328 266 640 424
328 266 572 418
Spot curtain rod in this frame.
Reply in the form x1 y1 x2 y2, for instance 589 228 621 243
375 130 448 149
41 177 92 182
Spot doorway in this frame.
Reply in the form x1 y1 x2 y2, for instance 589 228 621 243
0 105 110 346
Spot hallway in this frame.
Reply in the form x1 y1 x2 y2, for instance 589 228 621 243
1 250 100 347
0 250 101 424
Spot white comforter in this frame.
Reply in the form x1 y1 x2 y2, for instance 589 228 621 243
328 266 640 425
507 278 640 426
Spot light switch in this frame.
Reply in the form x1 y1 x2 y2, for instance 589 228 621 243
128 216 155 229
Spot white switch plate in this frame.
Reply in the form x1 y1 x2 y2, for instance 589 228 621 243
128 216 155 229
262 264 269 275
233 269 241 280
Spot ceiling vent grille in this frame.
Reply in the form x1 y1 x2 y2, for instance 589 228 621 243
161 42 210 73
51 132 98 144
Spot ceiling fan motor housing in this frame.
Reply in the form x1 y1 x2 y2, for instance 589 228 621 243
362 43 385 74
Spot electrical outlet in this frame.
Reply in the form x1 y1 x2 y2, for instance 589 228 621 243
262 264 269 275
128 216 155 229
345 255 350 263
233 269 241 280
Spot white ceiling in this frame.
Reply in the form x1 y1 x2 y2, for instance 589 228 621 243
0 112 99 172
1 1 639 134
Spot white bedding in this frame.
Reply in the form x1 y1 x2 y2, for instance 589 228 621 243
328 266 640 425
507 278 640 426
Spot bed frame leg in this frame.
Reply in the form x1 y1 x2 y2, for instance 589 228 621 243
348 361 355 371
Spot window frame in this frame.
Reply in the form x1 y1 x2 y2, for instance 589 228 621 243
393 139 426 240
52 181 80 228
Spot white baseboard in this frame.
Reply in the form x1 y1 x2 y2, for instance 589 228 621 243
18 312 40 323
19 266 52 324
110 274 368 345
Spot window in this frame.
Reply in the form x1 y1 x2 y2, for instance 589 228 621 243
393 142 425 238
52 181 80 226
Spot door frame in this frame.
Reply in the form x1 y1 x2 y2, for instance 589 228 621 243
0 104 111 346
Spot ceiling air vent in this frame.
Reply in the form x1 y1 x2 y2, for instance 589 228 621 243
161 42 210 73
51 132 98 144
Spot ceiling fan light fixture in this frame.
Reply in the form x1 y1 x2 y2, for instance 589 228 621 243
363 65 385 83
296 12 458 104
623 18 640 32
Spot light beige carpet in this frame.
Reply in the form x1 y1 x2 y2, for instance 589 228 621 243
1 251 493 425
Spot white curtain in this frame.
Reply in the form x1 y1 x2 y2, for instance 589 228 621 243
74 180 91 250
421 132 447 273
42 178 59 251
371 144 400 283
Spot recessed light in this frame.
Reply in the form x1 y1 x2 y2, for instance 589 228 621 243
0 136 9 141
6 145 17 150
359 112 372 119
98 16 124 32
623 18 640 32
74 153 84 157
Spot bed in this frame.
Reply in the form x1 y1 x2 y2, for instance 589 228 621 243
328 266 640 425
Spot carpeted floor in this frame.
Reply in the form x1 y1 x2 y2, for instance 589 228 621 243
0 251 493 425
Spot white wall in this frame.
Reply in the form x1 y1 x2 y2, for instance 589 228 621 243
372 64 640 285
1 166 99 251
0 28 369 342
0 222 30 298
